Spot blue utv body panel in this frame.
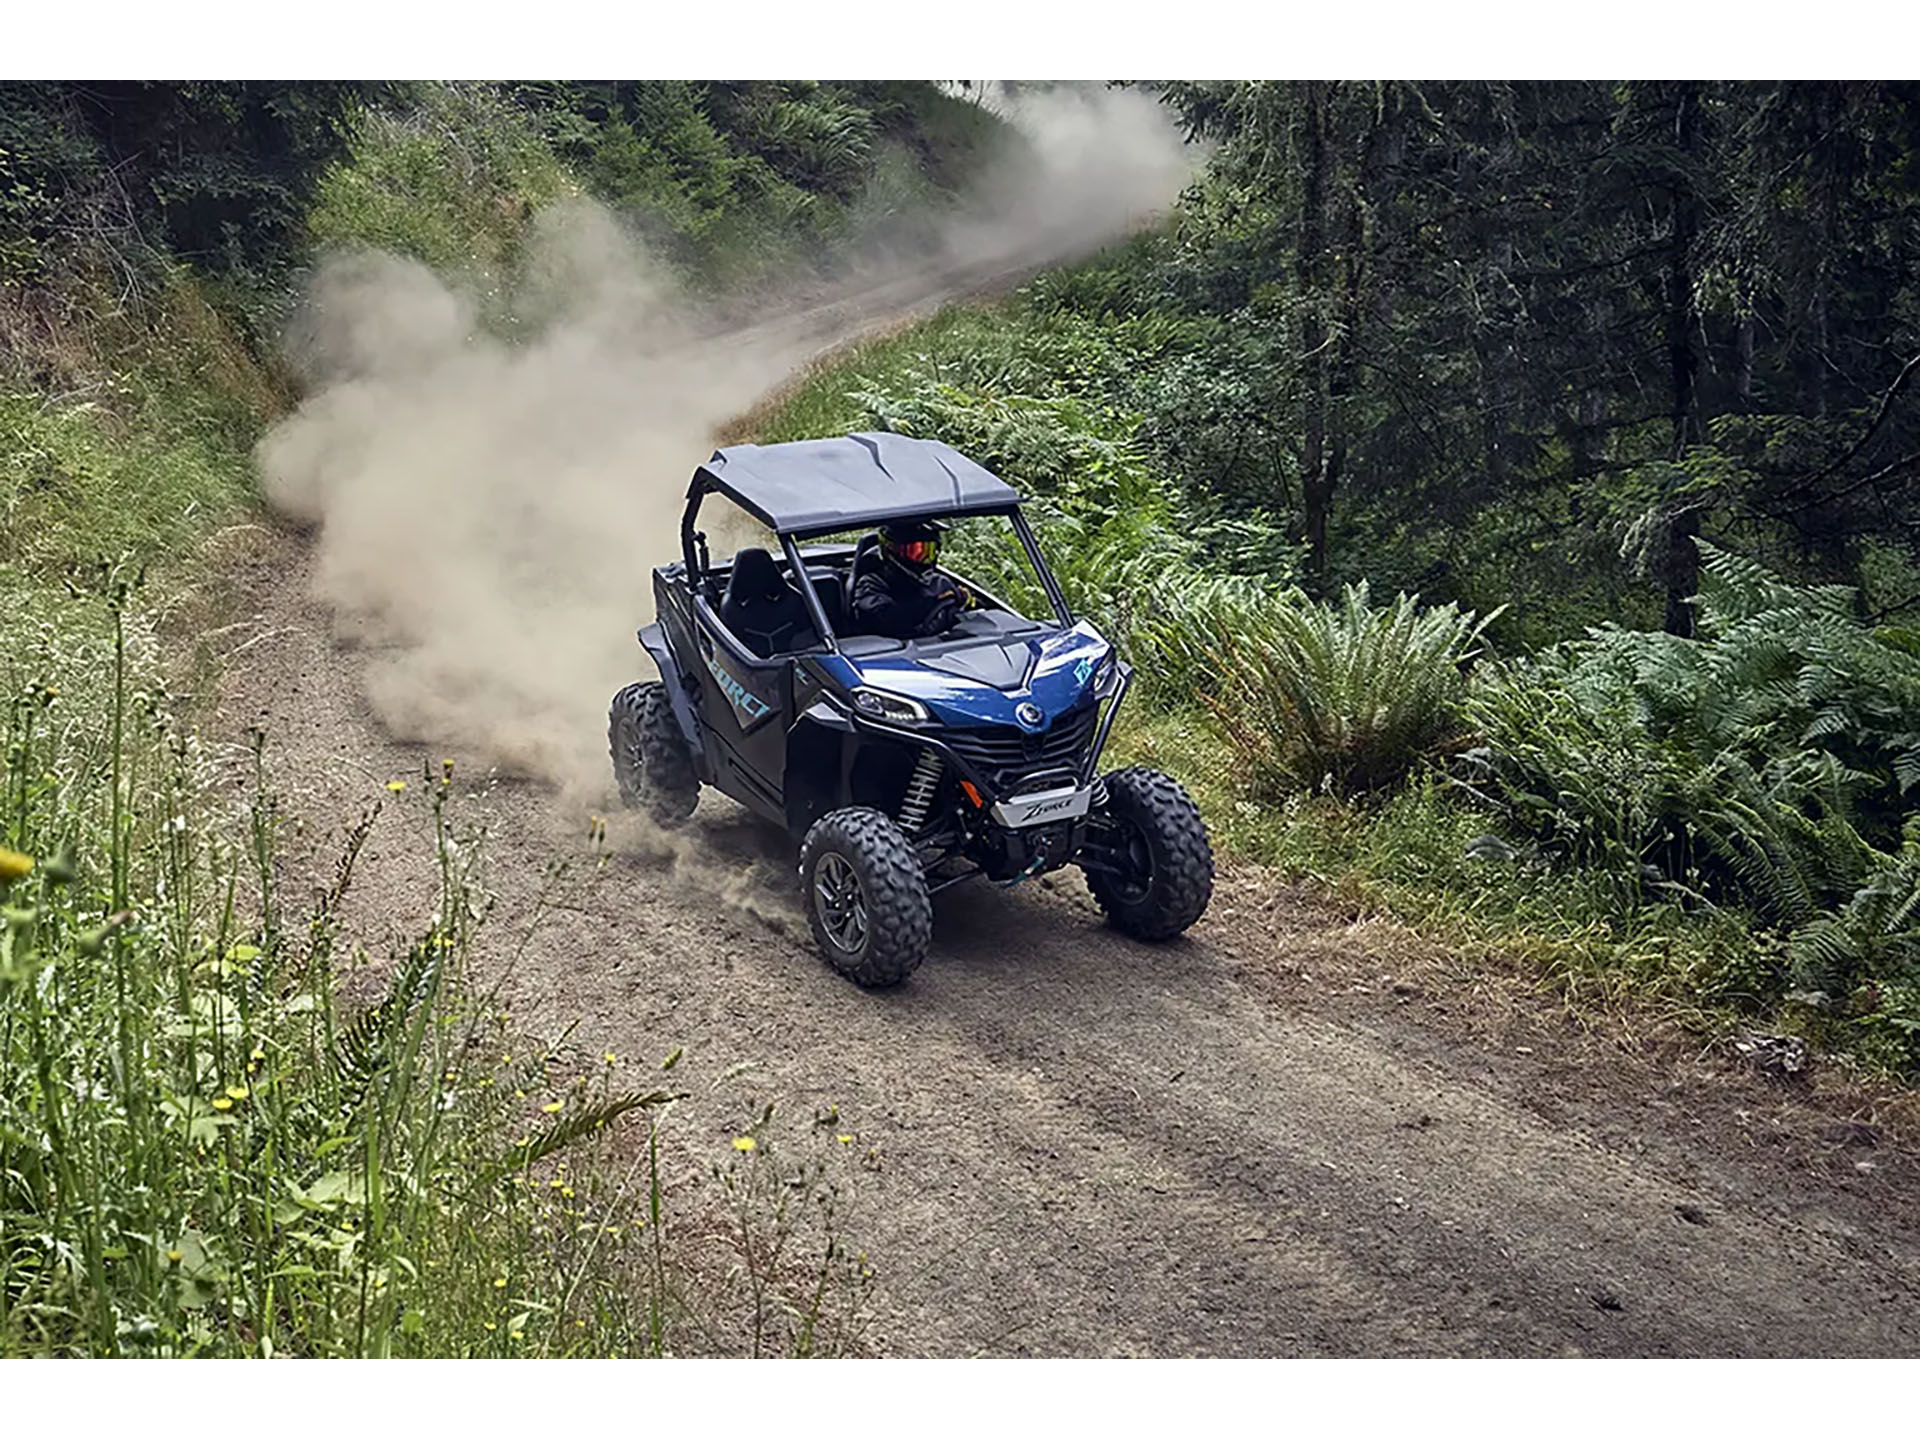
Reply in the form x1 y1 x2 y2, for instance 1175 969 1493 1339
814 622 1111 731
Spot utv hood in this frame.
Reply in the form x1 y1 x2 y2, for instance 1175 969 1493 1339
820 623 1111 730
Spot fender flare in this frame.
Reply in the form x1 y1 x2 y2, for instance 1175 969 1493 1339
638 623 706 765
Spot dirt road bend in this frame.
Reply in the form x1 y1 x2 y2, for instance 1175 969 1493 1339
210 532 1920 1358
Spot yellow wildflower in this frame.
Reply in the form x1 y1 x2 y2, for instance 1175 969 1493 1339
603 1051 617 1065
732 1136 756 1153
493 1277 507 1289
212 1096 234 1112
166 1248 183 1264
224 1084 249 1101
0 848 34 883
836 1134 853 1145
541 1100 563 1114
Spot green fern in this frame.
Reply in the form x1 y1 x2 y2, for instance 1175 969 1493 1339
1789 818 1920 999
1201 582 1499 796
1469 547 1920 926
333 936 445 1108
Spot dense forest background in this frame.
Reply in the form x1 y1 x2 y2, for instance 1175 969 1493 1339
1154 82 1920 645
8 81 1917 637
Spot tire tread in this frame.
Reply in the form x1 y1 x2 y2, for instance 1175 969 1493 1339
800 807 932 987
1085 765 1214 941
610 680 699 826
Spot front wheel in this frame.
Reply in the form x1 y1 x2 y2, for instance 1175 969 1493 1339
799 808 932 987
1083 766 1214 941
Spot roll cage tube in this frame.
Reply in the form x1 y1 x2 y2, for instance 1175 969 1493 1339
781 533 838 652
679 475 711 582
1009 508 1074 627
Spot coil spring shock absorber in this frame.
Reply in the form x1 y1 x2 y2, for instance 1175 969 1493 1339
896 749 943 834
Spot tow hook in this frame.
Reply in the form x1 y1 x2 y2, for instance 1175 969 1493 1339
996 856 1049 889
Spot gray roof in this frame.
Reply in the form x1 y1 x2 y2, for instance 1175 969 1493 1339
695 434 1023 536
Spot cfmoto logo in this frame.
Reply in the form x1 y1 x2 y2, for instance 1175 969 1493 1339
1015 702 1044 729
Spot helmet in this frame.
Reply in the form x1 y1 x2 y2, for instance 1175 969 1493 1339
881 520 942 572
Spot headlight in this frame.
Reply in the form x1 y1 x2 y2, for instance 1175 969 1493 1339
1091 652 1121 698
851 686 930 725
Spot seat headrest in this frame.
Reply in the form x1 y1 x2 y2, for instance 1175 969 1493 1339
726 547 785 602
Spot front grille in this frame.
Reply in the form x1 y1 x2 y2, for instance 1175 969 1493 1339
945 705 1098 794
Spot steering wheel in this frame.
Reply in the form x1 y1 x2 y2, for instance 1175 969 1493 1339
919 592 964 637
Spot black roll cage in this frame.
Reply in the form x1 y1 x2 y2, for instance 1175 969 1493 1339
678 474 1076 654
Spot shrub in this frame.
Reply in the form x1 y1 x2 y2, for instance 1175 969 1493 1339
1199 582 1497 797
1464 546 1920 924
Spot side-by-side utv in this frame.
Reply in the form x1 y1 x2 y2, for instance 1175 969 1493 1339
612 433 1213 986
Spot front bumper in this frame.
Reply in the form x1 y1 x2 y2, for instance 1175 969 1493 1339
989 782 1093 828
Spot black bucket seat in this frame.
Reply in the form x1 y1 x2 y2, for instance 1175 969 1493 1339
720 547 815 657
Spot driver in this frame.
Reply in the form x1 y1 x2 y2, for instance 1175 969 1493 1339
850 520 974 640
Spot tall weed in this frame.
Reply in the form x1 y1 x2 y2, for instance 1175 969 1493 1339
0 578 869 1355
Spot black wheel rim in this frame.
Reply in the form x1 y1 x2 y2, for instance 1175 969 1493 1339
1109 819 1155 904
814 853 869 955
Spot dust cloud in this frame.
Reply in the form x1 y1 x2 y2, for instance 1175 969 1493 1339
255 84 1197 805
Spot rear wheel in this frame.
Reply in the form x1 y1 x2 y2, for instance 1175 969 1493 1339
610 681 698 827
1084 766 1213 941
799 807 931 987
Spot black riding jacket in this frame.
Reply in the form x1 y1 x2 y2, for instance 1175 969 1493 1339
849 559 959 640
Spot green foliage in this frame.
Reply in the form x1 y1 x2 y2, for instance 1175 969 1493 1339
1451 546 1920 1061
308 84 575 292
729 85 878 199
1110 709 1770 1015
0 588 870 1355
0 81 371 285
1786 818 1920 1057
1466 546 1920 916
1190 583 1498 797
0 265 273 580
852 375 1211 628
505 81 1010 286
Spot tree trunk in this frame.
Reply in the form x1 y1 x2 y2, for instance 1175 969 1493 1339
1662 82 1704 638
1298 81 1334 586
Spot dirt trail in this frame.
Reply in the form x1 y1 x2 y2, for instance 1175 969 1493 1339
213 532 1920 1357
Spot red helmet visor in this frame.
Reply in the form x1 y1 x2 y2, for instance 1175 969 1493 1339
890 538 938 566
